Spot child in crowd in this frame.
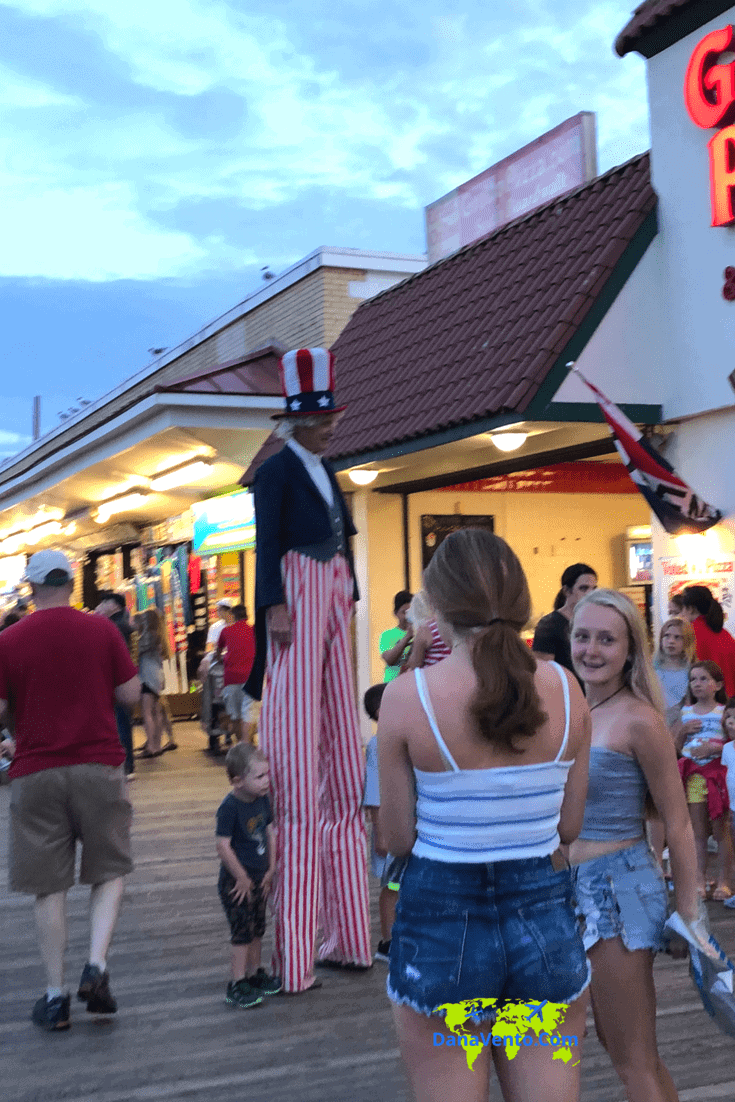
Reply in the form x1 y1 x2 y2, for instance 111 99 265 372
363 683 399 962
675 660 730 899
134 606 169 757
215 743 281 1007
721 699 735 909
403 591 452 671
653 617 696 725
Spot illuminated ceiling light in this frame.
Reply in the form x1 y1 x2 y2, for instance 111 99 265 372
96 491 149 524
489 432 528 453
0 534 24 555
25 520 62 545
348 468 379 486
149 458 213 492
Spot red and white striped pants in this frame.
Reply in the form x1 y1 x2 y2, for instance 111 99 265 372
260 551 371 991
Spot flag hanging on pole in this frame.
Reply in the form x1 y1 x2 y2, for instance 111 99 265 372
571 366 722 535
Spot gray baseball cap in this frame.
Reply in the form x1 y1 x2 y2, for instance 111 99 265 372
24 549 74 586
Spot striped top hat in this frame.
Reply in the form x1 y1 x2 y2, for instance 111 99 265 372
274 348 346 418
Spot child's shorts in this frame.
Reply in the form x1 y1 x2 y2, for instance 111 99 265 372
685 773 708 803
571 839 667 953
218 867 267 945
387 854 590 1018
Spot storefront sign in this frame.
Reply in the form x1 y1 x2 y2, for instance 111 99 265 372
191 490 255 556
660 553 735 622
684 26 735 226
438 463 638 495
425 113 597 262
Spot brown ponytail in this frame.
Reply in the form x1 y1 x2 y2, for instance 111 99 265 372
682 585 724 632
424 528 547 753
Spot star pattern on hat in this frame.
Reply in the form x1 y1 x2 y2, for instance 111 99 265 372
290 398 301 410
317 395 330 408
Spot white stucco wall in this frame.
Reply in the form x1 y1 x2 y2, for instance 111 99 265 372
646 8 735 420
552 235 666 406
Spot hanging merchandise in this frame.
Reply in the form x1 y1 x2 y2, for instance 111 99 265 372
173 544 193 626
219 551 240 604
189 553 202 594
204 557 219 629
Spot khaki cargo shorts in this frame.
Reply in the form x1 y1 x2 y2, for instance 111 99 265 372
9 763 133 895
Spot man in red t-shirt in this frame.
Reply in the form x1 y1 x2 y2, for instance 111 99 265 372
0 550 140 1033
216 604 256 744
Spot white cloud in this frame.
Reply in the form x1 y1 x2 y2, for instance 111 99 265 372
0 180 207 279
0 0 651 280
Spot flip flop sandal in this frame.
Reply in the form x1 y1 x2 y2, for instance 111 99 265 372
161 742 178 752
136 748 156 759
712 886 732 901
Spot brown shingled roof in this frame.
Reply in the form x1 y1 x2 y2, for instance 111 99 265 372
615 0 733 58
327 153 656 463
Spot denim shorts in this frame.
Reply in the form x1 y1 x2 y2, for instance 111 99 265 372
571 839 667 953
387 854 590 1018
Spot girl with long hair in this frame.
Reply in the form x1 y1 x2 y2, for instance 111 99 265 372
135 607 170 758
652 618 696 723
379 529 591 1102
569 589 699 1102
680 585 735 696
674 660 729 899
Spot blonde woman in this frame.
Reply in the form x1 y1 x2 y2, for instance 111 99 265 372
135 607 170 758
569 589 699 1102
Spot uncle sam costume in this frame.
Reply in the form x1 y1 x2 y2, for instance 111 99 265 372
245 348 371 992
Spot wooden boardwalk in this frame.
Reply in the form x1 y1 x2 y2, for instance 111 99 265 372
1 721 733 1101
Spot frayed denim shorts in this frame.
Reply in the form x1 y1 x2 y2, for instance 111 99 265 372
571 839 667 953
387 854 591 1019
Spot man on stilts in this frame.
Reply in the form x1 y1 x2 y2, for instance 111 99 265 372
245 348 372 993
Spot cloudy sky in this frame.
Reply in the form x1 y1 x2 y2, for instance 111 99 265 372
0 0 649 454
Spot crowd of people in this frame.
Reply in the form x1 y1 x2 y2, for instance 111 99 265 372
373 540 728 1102
2 347 734 1102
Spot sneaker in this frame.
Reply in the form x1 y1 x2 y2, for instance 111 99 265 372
374 940 391 963
248 968 282 995
77 963 117 1014
724 894 735 909
32 993 71 1032
225 980 263 1009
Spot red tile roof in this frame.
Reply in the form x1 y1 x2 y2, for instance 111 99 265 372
615 0 732 57
327 153 655 463
156 344 284 397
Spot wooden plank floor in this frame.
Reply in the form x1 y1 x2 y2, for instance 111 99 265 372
1 722 733 1101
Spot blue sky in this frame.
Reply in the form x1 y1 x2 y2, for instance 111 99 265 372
0 0 649 454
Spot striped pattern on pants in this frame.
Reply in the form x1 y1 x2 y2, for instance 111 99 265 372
260 551 371 992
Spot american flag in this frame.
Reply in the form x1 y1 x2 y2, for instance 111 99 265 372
572 368 722 536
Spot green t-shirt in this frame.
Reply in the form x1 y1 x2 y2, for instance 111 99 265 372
380 626 410 682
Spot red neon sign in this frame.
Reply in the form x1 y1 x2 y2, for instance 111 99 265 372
685 25 735 225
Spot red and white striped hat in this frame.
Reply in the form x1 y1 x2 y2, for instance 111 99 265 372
274 348 346 418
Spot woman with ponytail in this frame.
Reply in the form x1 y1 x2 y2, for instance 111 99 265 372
680 585 735 696
378 528 591 1102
